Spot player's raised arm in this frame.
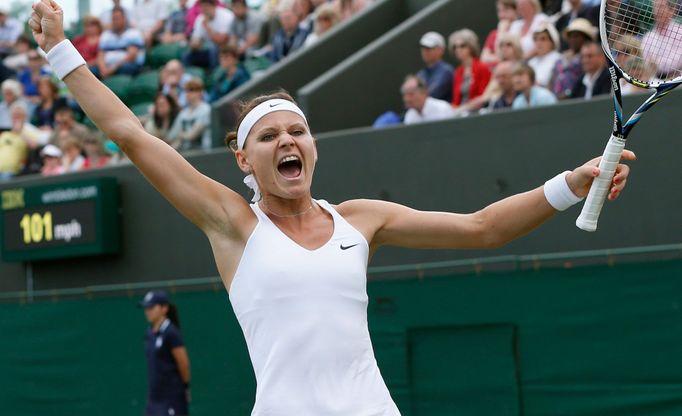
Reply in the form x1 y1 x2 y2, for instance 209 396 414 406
28 0 248 235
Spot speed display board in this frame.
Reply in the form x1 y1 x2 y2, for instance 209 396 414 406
1 178 120 262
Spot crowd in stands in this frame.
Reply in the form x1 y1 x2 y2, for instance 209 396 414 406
384 0 674 127
0 0 364 182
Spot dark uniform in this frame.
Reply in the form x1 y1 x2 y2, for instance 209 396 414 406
144 318 188 416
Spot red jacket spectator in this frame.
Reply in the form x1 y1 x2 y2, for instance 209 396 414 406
452 58 491 106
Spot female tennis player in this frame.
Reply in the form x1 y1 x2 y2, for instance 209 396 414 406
30 1 634 414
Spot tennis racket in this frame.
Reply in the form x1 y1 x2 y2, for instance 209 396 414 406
576 0 682 231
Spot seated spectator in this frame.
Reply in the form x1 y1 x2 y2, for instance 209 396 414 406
32 77 67 129
228 0 264 58
495 32 524 64
167 79 212 150
512 63 557 108
18 49 51 104
3 35 32 72
481 0 517 66
642 0 682 80
1 79 26 131
160 0 190 44
96 8 145 78
488 61 519 110
554 0 599 47
449 29 491 108
334 0 370 22
566 40 610 99
73 16 103 66
612 34 641 70
269 4 309 63
8 102 50 150
99 0 132 30
0 7 23 59
210 45 250 102
401 75 455 125
296 0 316 34
0 123 28 181
82 134 112 169
49 106 91 148
184 0 234 70
144 93 180 143
509 0 550 59
160 59 195 108
551 18 594 99
131 0 169 47
527 22 561 88
185 0 228 39
40 144 64 176
61 137 85 173
303 3 340 48
415 31 453 102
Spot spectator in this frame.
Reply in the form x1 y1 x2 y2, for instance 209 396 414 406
131 0 169 47
210 45 250 102
160 59 194 108
495 32 524 63
488 61 519 110
481 0 517 66
1 79 25 131
61 136 85 173
612 34 641 70
401 75 455 125
335 0 370 22
49 106 91 148
509 0 550 58
8 102 50 150
295 0 316 34
527 22 561 88
32 77 67 129
229 0 264 57
96 8 145 78
415 31 453 102
554 0 599 43
168 79 212 151
145 93 180 143
18 49 51 104
449 29 491 108
303 3 340 48
567 40 610 99
99 0 133 30
3 35 32 72
642 0 682 80
185 0 227 38
0 123 28 181
512 63 557 108
0 7 23 59
72 16 103 66
39 144 63 176
550 17 595 99
270 5 309 63
160 0 190 45
184 0 234 70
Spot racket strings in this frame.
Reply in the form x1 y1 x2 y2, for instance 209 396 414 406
605 0 682 82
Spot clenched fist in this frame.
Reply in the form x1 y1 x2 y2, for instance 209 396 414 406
28 0 66 52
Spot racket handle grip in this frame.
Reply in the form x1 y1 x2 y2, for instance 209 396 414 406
576 135 625 232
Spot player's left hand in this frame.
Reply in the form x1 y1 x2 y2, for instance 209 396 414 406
567 149 636 201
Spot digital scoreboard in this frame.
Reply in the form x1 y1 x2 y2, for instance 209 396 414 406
1 178 120 262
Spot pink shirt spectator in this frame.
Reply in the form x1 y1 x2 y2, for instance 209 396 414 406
641 20 682 77
185 0 227 36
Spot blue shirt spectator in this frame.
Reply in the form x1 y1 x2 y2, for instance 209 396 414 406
210 45 250 102
97 8 145 78
416 32 454 102
270 8 309 63
511 62 557 108
0 9 23 58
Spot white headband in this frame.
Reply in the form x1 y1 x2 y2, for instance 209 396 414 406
236 99 308 202
236 99 308 150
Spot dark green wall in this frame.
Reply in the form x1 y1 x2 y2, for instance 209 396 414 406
210 0 410 145
297 0 497 132
1 92 681 292
2 257 682 415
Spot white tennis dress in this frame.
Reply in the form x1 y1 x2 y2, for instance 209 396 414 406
229 199 401 416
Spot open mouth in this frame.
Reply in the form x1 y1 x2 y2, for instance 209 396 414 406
277 155 303 179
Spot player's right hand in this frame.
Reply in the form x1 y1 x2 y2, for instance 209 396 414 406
29 0 66 53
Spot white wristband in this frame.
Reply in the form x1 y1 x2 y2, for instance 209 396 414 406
544 171 584 211
44 39 86 81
